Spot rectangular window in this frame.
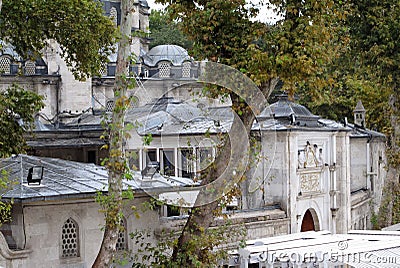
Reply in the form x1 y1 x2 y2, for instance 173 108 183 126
160 205 190 218
196 147 213 173
87 150 96 164
146 149 157 162
126 150 139 171
179 148 194 178
161 149 175 176
142 149 157 170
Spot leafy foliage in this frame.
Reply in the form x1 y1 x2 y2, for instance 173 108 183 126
153 0 350 264
149 10 192 50
0 170 13 226
0 84 44 157
159 0 350 92
0 0 116 80
93 1 136 266
347 0 400 169
130 222 246 268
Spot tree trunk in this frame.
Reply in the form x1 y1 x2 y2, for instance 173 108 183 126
172 75 278 264
92 1 133 267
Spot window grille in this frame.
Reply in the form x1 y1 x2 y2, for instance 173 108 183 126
106 100 114 112
116 217 127 251
24 61 36 75
158 61 171 78
0 56 11 74
182 61 191 78
110 7 118 26
61 218 79 258
99 62 107 77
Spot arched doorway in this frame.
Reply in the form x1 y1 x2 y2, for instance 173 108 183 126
301 209 319 232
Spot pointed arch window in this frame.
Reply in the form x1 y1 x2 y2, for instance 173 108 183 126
110 7 118 26
106 99 114 112
99 62 107 77
116 217 128 251
24 60 36 75
158 61 171 78
0 56 11 74
61 218 80 258
182 61 191 78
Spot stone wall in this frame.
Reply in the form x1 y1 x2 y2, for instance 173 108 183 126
9 196 159 268
5 197 288 268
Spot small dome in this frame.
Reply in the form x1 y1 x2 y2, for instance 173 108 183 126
259 94 321 127
140 0 149 8
0 40 21 60
142 45 192 67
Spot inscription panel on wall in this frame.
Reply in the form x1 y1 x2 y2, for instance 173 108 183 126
300 172 321 193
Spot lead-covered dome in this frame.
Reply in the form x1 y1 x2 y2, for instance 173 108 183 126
140 0 149 8
258 94 321 127
142 45 192 67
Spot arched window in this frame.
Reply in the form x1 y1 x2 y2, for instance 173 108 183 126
106 99 114 112
110 7 118 26
182 61 191 78
158 61 171 78
24 60 36 75
99 62 107 77
61 218 79 258
116 217 128 251
0 56 11 74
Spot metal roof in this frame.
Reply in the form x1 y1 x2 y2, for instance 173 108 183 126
27 137 105 148
142 45 192 67
259 95 321 127
229 230 400 268
125 97 369 136
347 123 386 139
125 97 234 135
0 155 196 202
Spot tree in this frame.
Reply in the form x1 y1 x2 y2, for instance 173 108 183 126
280 0 400 228
93 0 134 266
0 85 44 227
0 85 44 157
0 0 116 80
149 10 192 49
344 0 400 227
154 0 349 265
0 0 118 263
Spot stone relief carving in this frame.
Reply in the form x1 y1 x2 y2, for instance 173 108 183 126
298 141 324 169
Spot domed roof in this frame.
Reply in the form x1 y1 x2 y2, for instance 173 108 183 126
259 94 321 127
0 41 21 60
140 0 149 8
142 45 192 67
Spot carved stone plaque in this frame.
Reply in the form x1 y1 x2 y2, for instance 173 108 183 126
300 172 321 192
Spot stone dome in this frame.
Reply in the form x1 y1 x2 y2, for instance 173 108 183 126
141 45 192 67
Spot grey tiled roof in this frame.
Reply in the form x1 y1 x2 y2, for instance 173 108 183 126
126 97 355 135
0 155 195 202
27 137 105 148
126 98 234 136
